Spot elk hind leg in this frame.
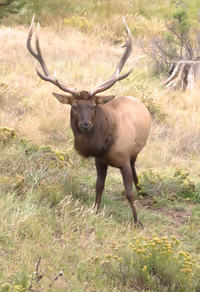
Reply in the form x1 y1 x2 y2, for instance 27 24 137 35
130 157 146 196
120 161 138 224
95 158 108 212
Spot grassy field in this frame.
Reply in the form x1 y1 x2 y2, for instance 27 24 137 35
1 1 200 291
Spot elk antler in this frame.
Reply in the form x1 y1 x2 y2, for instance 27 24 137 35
89 17 133 96
27 14 75 94
27 15 132 97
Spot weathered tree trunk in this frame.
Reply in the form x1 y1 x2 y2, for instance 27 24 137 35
164 60 200 92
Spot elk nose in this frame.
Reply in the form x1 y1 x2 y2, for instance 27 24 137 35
80 122 92 131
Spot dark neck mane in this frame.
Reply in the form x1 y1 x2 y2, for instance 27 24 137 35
71 105 116 158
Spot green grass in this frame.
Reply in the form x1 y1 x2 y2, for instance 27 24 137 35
1 0 200 38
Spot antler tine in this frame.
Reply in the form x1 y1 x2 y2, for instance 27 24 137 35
27 14 75 94
89 17 133 96
112 16 132 77
27 14 37 58
35 22 51 77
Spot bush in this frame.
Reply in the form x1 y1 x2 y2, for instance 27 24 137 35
138 168 198 202
0 0 28 19
64 16 92 32
140 1 200 73
79 234 200 291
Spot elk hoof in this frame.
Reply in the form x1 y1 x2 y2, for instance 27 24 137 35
134 219 143 229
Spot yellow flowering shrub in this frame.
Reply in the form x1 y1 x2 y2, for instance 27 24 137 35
138 168 197 202
0 127 18 145
64 16 92 32
79 234 200 291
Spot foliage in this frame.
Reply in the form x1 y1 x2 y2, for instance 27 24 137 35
139 35 179 74
166 3 194 60
0 0 177 34
0 0 28 19
0 127 72 202
79 234 200 291
64 16 92 32
0 126 18 145
124 79 167 122
138 168 198 203
140 1 200 73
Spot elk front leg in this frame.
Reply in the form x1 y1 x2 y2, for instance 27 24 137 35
95 158 108 212
120 161 138 224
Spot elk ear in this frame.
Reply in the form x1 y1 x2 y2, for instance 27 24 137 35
94 95 115 104
52 92 75 105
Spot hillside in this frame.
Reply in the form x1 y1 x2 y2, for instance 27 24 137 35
0 1 200 291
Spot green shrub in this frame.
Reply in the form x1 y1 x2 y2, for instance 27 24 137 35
124 79 167 122
138 169 197 202
79 234 200 291
64 16 92 32
0 128 72 202
0 0 28 19
0 127 18 145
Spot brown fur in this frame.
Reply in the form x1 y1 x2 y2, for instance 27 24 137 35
71 103 117 158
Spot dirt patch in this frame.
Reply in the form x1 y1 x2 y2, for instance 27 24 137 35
138 198 194 226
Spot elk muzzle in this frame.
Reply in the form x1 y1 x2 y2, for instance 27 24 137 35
80 122 92 132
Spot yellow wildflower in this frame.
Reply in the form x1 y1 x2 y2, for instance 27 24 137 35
142 265 147 273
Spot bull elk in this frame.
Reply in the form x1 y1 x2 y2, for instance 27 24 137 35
27 15 151 224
